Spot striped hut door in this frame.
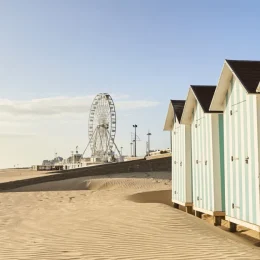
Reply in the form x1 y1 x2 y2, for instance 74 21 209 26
194 116 204 208
172 126 179 201
197 115 204 209
230 98 246 220
192 121 199 208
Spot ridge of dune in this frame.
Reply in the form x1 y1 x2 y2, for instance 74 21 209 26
0 171 260 259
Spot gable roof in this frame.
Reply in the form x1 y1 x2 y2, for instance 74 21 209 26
210 59 260 111
191 85 219 113
170 100 185 122
163 100 185 131
181 85 222 125
226 59 260 93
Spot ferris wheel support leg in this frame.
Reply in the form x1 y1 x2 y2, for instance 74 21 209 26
106 129 121 156
81 127 97 159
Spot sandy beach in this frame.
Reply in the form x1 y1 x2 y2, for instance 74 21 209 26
0 170 260 259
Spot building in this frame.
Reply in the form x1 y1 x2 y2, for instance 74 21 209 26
210 59 260 232
164 100 192 213
181 85 225 225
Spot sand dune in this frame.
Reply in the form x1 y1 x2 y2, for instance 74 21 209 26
0 171 260 259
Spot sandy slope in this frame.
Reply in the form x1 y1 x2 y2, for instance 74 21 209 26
0 171 260 259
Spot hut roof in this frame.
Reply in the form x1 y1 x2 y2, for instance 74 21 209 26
191 85 218 113
210 59 260 111
226 59 260 93
181 85 222 125
163 100 185 131
170 100 185 122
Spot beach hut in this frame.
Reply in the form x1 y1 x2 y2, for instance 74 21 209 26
181 86 225 225
164 100 192 213
210 59 260 232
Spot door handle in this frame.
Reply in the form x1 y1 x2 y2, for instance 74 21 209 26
231 156 239 161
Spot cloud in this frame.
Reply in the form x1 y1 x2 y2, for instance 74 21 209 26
0 95 159 120
0 133 36 138
116 100 160 110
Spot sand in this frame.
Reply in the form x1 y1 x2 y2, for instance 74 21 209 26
0 170 260 259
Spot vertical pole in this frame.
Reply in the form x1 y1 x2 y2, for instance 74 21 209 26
130 143 132 157
148 134 150 152
147 131 151 155
135 126 137 157
132 125 137 157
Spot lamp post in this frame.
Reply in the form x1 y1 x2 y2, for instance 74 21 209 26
147 131 151 155
120 146 123 156
132 124 137 157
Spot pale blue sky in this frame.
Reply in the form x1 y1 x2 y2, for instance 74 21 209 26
0 1 259 168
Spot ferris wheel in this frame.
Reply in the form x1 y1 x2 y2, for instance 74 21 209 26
85 93 119 161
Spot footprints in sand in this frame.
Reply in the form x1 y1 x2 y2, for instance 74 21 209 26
69 196 75 202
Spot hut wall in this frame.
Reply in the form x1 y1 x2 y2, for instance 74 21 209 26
172 119 192 205
191 102 225 213
224 76 260 227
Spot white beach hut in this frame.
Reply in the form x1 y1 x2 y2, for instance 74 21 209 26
164 100 192 213
181 86 225 225
210 59 260 232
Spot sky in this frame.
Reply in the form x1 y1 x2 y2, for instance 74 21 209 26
0 0 260 168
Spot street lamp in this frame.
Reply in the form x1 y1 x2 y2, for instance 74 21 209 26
147 131 152 155
120 146 123 156
133 124 137 157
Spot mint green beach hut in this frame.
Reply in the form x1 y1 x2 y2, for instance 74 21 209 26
210 60 260 232
181 86 225 225
164 100 192 213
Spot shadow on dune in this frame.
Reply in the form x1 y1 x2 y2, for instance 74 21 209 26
0 157 172 192
126 190 172 207
5 177 171 193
